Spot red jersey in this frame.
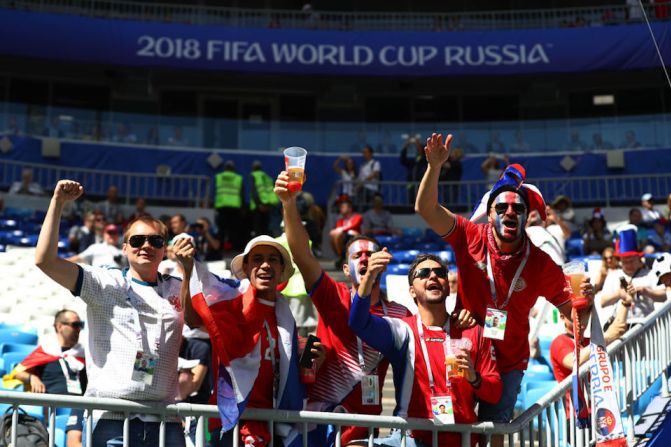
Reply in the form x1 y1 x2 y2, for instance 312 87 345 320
308 272 409 430
444 215 572 372
550 333 589 417
335 213 363 234
246 299 280 410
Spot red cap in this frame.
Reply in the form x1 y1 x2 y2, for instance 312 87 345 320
104 224 118 234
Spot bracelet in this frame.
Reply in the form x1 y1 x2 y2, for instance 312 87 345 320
468 372 482 388
620 300 632 308
27 373 32 383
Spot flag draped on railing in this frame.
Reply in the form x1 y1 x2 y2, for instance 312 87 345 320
571 307 590 429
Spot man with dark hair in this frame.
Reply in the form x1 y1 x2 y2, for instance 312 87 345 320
8 309 86 395
349 252 501 446
35 180 193 447
276 171 409 446
169 213 190 240
415 133 594 431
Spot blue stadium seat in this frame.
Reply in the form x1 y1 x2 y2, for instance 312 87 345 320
0 330 38 345
0 343 36 356
0 324 38 335
2 352 28 372
390 250 419 264
416 242 441 251
374 235 400 247
565 238 585 257
0 219 19 231
430 250 455 264
387 264 411 276
524 380 557 410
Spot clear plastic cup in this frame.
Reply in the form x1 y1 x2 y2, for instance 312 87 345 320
563 260 588 309
444 338 473 378
283 147 307 192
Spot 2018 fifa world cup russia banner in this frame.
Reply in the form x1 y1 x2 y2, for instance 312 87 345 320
589 310 628 447
0 9 670 76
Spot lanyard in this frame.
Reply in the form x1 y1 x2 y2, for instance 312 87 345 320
356 299 388 372
486 242 530 309
58 358 78 381
126 274 166 353
416 314 450 394
263 320 279 409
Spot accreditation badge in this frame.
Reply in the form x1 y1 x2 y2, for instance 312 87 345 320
483 307 507 340
431 395 455 425
131 351 158 385
361 374 380 406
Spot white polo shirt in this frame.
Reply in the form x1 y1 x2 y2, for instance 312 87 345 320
74 265 183 404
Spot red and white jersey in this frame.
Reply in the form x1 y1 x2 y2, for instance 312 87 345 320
308 272 409 413
444 215 572 372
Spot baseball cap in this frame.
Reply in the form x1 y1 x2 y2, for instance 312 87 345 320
641 193 653 202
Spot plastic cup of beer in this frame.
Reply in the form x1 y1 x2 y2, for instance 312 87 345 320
445 338 472 378
563 260 588 310
283 146 307 192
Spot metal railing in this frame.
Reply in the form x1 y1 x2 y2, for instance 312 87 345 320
1 300 669 447
1 0 668 32
0 158 211 207
337 172 671 211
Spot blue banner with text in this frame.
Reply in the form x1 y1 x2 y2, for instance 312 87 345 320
1 10 670 76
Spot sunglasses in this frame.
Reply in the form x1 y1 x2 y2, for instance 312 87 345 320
494 203 527 215
128 234 165 249
61 321 85 329
413 267 448 279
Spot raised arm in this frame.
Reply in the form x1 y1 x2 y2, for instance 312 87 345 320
275 171 322 290
415 133 456 236
173 237 202 328
35 180 84 292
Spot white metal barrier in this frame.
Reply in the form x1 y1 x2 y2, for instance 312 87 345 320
0 300 669 447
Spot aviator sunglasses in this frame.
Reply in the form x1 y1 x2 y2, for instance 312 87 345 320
413 267 448 279
61 321 85 329
128 234 165 249
494 202 527 215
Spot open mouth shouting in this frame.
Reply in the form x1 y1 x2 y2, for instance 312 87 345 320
492 192 527 241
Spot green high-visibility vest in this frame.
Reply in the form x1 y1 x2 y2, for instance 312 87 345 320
214 171 242 208
250 170 279 210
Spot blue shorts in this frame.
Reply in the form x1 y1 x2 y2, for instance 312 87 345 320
478 369 524 423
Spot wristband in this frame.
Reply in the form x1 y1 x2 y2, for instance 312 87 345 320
468 372 482 388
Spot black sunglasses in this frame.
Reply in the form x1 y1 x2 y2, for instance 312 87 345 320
128 234 165 249
494 203 527 215
61 321 85 329
413 267 448 279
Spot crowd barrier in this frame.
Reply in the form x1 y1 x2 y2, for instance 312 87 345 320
0 300 669 447
1 0 667 31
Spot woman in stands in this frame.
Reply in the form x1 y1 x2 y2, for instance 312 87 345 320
582 208 613 256
594 247 619 293
333 155 358 198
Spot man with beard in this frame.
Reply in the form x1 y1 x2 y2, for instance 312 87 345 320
415 133 594 429
349 253 502 447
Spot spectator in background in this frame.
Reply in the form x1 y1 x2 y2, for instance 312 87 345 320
145 126 160 145
192 217 221 261
329 194 362 268
158 238 181 278
480 154 506 187
565 130 589 151
550 195 577 234
68 224 125 269
447 270 459 313
583 208 614 255
68 211 97 253
596 225 666 326
620 129 641 148
178 326 212 445
112 123 137 144
362 193 400 237
6 310 86 395
97 185 124 224
511 130 530 152
214 160 245 252
625 207 648 249
167 126 188 147
249 160 281 237
126 197 150 224
526 209 566 266
594 247 620 293
169 213 190 240
9 168 44 196
644 219 671 253
627 0 643 21
640 193 662 227
486 131 506 153
302 3 320 29
651 253 671 288
333 155 358 198
400 134 426 204
356 145 381 210
440 147 464 205
592 132 614 150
